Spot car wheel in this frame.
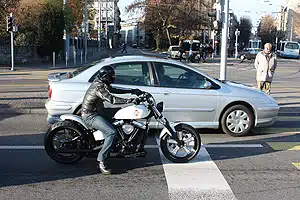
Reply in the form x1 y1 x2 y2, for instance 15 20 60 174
240 55 245 60
221 105 254 137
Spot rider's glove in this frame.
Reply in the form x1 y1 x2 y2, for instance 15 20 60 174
131 89 144 96
126 98 136 104
132 98 141 105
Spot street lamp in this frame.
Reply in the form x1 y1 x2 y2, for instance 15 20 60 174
235 29 240 59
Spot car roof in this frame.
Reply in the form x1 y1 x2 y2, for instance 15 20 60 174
73 55 220 84
100 55 173 65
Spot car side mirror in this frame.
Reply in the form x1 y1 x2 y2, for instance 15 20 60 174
204 80 212 89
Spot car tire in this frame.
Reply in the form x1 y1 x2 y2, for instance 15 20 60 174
221 105 254 137
240 55 245 60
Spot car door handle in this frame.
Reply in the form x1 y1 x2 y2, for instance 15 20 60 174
163 92 170 95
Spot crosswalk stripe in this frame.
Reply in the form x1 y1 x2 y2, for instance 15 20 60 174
156 138 236 200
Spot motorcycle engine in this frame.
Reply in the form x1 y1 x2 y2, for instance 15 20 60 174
122 124 135 135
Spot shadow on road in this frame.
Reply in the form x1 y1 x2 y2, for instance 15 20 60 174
0 132 162 188
206 132 300 162
0 104 22 121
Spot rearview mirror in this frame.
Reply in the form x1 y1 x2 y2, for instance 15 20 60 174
204 80 212 89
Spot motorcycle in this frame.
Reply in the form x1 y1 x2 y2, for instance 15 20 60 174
44 92 201 163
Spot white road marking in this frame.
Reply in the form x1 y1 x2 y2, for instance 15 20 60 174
205 144 263 148
156 138 237 200
0 144 263 150
0 146 44 150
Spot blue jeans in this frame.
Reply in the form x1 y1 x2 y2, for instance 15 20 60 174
82 113 116 162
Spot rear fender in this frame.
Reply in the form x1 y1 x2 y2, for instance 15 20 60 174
60 114 88 130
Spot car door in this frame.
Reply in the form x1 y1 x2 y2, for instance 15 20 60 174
94 61 159 118
151 61 220 128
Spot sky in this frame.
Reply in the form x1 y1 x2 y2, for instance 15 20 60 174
118 0 285 28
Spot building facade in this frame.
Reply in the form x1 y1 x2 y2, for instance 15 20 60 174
277 0 300 41
90 0 121 48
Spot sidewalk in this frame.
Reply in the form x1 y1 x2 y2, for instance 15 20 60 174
0 48 120 72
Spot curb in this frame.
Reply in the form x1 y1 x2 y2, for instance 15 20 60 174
0 108 46 115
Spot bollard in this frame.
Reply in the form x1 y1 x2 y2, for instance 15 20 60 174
53 52 55 68
73 48 76 66
65 51 68 67
81 50 83 64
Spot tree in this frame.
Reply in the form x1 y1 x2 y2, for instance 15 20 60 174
15 0 71 57
238 17 252 48
257 14 277 46
126 0 211 49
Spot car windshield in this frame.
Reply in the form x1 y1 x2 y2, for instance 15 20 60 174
285 43 299 50
72 61 102 77
172 47 179 51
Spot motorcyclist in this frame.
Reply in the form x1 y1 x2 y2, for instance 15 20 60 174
81 65 144 175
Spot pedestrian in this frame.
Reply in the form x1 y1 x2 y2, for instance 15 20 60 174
254 43 277 95
121 43 127 53
179 47 184 62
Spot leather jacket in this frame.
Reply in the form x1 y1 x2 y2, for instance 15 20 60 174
81 79 133 116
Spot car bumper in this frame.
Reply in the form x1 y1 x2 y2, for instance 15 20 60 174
47 115 62 124
45 99 77 124
280 53 299 58
255 106 280 127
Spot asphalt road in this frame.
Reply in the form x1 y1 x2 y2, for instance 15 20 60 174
1 48 300 199
0 114 300 200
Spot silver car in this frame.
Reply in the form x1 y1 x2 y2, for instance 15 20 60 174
46 56 279 137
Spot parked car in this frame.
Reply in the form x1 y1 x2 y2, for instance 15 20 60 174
239 48 261 60
46 56 279 136
167 45 180 59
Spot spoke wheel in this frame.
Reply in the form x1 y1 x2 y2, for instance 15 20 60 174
160 124 201 163
44 121 84 164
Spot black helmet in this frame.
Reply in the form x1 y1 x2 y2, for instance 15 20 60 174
97 65 116 84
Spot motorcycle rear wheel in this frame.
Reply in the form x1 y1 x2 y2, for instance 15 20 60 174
44 121 84 164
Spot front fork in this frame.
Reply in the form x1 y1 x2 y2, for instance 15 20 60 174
163 118 184 147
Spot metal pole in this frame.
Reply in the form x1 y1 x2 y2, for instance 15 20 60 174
10 13 14 71
63 0 69 62
73 46 76 65
81 50 83 64
98 0 101 51
84 0 88 63
212 30 215 59
65 51 68 67
53 52 55 68
220 0 229 80
290 13 293 41
203 26 206 44
235 29 238 59
105 1 108 48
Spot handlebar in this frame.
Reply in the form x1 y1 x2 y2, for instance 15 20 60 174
134 92 155 105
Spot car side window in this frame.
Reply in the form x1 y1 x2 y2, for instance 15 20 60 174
153 62 209 89
89 62 151 86
114 62 151 86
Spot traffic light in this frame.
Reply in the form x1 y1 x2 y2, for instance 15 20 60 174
208 2 221 28
7 16 13 32
88 22 92 33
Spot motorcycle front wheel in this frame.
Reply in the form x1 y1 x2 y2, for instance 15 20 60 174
44 121 84 164
160 124 201 163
